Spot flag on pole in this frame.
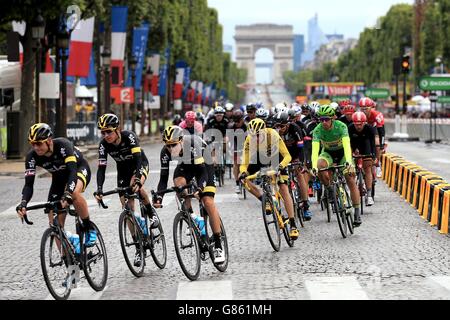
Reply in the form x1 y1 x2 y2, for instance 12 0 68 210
67 17 95 77
12 21 25 65
146 54 160 95
158 47 170 96
125 23 150 89
174 61 188 100
111 6 128 87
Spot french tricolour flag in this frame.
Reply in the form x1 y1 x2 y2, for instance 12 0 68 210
67 17 95 77
111 6 128 87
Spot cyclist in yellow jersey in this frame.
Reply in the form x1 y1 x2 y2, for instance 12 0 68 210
311 105 362 227
239 119 299 240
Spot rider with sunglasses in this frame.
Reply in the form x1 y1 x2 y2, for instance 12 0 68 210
274 112 313 221
311 105 362 227
154 126 226 264
16 123 97 245
95 114 159 232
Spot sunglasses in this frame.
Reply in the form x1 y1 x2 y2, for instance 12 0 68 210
30 140 47 146
166 142 181 149
101 129 115 136
275 124 288 129
319 117 332 122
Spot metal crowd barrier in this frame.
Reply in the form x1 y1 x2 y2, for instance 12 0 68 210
382 153 450 235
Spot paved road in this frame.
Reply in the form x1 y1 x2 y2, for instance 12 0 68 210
1 141 450 300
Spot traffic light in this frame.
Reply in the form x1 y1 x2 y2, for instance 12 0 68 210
402 56 411 74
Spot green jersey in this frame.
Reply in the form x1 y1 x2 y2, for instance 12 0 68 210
312 120 349 151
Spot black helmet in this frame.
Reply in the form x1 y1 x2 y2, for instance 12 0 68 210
28 123 53 143
232 109 244 121
98 113 119 130
173 114 182 125
287 109 297 120
274 112 289 126
246 103 257 112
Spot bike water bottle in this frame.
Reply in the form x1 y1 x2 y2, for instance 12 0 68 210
191 213 206 236
135 212 148 236
66 231 80 254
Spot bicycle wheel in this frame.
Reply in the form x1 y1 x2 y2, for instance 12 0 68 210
322 194 331 223
81 222 108 291
280 207 294 248
293 188 305 228
173 211 201 281
357 172 365 216
118 211 145 277
372 180 376 198
148 212 167 269
332 185 347 238
342 185 354 235
261 194 281 252
40 228 72 300
204 215 229 272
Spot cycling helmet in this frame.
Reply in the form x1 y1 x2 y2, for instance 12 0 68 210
172 114 182 125
214 106 226 115
330 102 339 110
246 103 257 112
225 103 234 112
342 104 356 115
185 111 196 122
309 101 321 110
196 111 204 121
98 113 119 130
28 123 53 143
288 109 299 120
352 112 367 124
359 97 375 108
162 126 184 144
301 103 311 113
232 109 244 121
248 118 266 135
317 105 336 117
256 108 269 120
339 99 352 108
274 112 289 126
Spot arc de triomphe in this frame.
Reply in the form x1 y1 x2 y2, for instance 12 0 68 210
234 24 294 85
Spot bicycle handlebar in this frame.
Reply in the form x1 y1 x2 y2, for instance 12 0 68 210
245 170 278 181
23 200 64 225
353 154 374 159
154 184 194 197
94 187 135 210
318 164 347 173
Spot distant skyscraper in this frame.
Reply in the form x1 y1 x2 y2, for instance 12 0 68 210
293 35 305 72
301 14 329 66
326 34 344 42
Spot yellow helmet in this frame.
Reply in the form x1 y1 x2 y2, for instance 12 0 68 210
98 113 119 130
28 123 53 143
248 118 266 135
162 126 184 144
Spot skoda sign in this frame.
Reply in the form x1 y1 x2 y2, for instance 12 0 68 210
419 77 450 90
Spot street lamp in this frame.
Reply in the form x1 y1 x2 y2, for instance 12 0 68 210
57 28 70 137
129 55 138 132
32 13 46 123
101 48 111 114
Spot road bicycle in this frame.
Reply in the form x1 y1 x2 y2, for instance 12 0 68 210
353 155 373 215
96 187 167 277
24 201 107 300
287 161 305 228
244 168 295 252
154 181 228 281
318 164 355 239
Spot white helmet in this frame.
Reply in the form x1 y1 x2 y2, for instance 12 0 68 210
256 108 269 120
309 101 321 109
225 103 234 112
330 102 339 110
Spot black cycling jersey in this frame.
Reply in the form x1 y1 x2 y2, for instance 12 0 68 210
278 123 305 161
21 138 89 203
157 135 215 198
97 130 148 191
303 119 320 167
205 118 229 137
301 115 312 125
348 123 377 158
339 115 353 127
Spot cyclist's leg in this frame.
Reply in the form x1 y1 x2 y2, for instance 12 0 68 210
363 158 374 197
47 175 68 227
244 164 263 200
317 151 333 187
72 162 91 221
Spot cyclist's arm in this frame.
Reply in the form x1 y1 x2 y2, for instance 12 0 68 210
128 132 143 180
311 141 320 170
369 126 377 158
157 147 171 197
239 135 250 174
62 143 78 194
342 136 353 166
97 141 108 191
277 133 292 169
377 126 386 148
21 153 37 204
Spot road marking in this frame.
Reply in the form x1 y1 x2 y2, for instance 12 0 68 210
45 285 107 300
429 276 450 292
305 276 369 300
176 281 232 300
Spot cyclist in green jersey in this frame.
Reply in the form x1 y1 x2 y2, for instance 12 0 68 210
311 105 362 227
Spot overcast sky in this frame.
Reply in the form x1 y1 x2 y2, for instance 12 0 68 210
209 0 414 51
